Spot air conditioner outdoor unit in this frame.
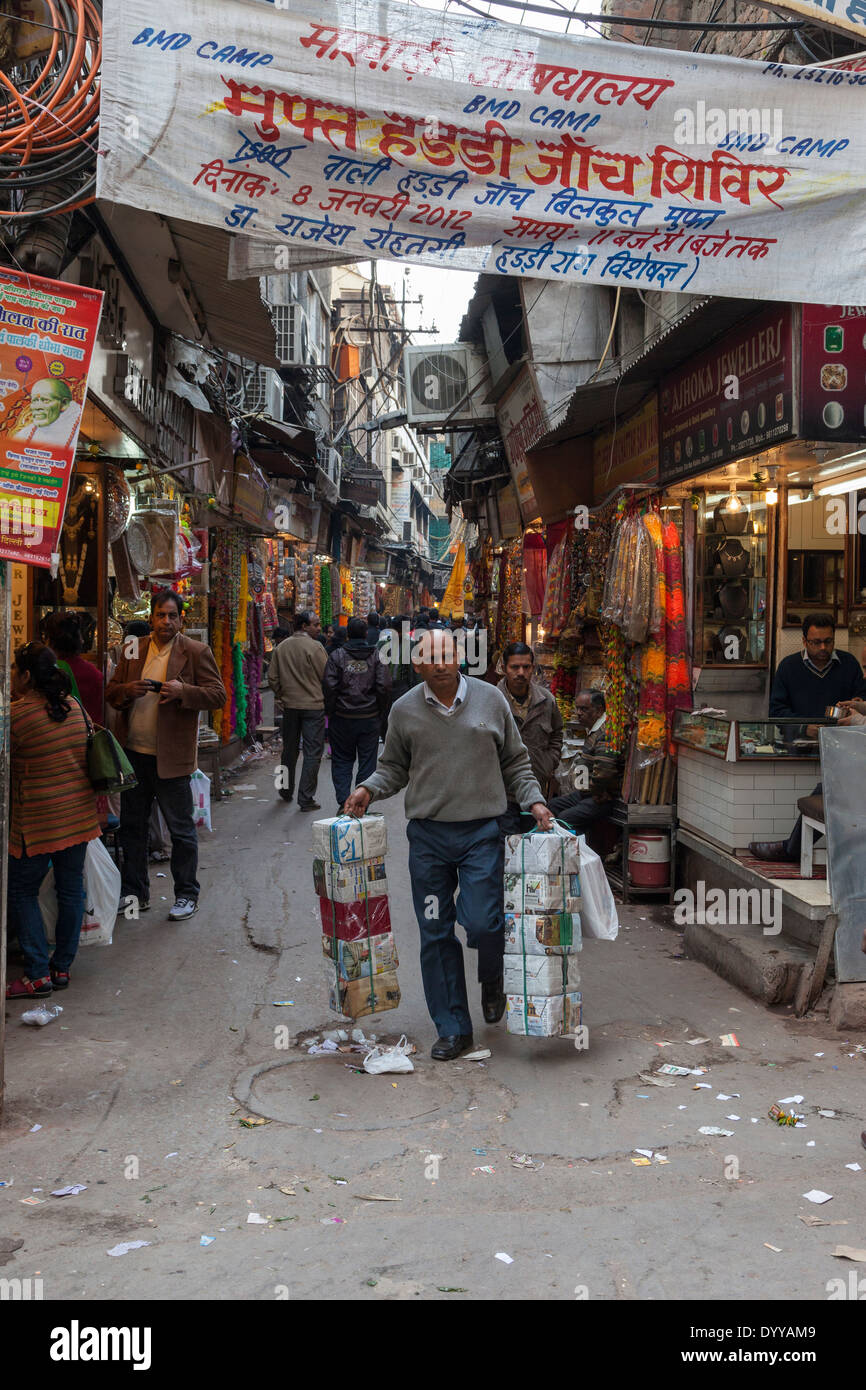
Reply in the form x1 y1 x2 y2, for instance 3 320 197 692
273 303 310 366
403 343 496 427
244 366 284 421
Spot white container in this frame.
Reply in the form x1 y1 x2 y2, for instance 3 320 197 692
312 814 387 864
507 990 582 1037
504 952 581 997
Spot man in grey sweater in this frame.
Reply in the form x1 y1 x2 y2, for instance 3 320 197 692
345 630 552 1060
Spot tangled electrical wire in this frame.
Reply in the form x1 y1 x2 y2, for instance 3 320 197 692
0 0 101 224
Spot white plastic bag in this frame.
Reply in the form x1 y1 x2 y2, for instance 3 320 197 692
191 769 212 831
575 835 619 941
39 837 120 947
362 1034 415 1074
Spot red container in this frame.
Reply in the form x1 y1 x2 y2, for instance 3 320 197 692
628 833 670 887
318 894 392 942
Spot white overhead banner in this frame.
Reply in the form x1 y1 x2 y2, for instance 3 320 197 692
98 0 866 303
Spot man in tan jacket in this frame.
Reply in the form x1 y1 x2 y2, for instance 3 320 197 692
106 588 226 921
268 609 328 810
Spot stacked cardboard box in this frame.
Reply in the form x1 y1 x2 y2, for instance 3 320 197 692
313 815 400 1019
503 831 582 1037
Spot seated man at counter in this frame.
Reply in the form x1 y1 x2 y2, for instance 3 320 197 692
749 613 866 863
549 689 622 833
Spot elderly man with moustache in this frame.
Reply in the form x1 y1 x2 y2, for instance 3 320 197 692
344 629 552 1060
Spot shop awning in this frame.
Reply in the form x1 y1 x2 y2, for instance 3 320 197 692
94 203 279 366
239 415 317 459
534 297 758 450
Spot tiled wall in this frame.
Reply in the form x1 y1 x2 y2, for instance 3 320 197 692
677 748 820 852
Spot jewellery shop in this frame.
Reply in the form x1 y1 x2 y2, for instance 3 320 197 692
655 301 866 864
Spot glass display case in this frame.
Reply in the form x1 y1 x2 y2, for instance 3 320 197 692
670 710 733 758
673 710 838 760
696 488 769 667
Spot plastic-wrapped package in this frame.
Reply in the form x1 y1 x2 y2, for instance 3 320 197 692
506 990 583 1037
503 953 581 997
322 931 399 981
318 894 392 942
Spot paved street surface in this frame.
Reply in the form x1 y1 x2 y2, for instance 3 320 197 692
2 748 865 1302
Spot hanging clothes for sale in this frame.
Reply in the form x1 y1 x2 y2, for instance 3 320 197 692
663 517 692 751
636 510 666 757
522 532 547 618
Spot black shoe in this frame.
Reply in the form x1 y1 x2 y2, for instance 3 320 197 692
278 789 293 803
298 800 321 812
481 974 506 1024
431 1034 474 1061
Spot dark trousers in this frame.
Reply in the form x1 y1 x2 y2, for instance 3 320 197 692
406 816 504 1037
498 801 534 839
328 713 380 809
280 708 326 806
8 840 88 978
784 781 822 860
120 751 199 905
548 790 608 833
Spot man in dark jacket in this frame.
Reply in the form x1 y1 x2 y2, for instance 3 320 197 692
749 612 866 861
323 616 391 809
497 642 564 836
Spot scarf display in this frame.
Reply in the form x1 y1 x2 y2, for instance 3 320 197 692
663 517 691 750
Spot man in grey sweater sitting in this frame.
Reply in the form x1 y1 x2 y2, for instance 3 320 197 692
344 630 552 1060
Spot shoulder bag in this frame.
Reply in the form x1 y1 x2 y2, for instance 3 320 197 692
74 697 138 794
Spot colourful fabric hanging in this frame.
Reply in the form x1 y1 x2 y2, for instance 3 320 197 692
522 533 547 617
636 511 667 753
663 518 691 752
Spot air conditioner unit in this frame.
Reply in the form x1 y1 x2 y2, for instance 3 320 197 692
402 522 413 544
244 366 284 420
403 343 496 427
273 303 310 367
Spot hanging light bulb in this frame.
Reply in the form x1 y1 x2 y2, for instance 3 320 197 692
765 466 779 505
720 480 743 514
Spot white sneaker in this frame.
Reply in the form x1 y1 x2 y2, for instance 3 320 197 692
168 897 198 921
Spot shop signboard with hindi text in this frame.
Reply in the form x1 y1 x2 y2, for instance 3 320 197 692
659 305 795 485
748 0 866 41
0 268 102 570
593 392 658 499
800 303 866 442
98 0 866 305
496 366 544 525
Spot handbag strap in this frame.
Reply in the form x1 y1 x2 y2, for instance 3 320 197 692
71 694 95 746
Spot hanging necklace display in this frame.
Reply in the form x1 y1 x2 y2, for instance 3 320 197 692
718 580 750 621
713 537 751 578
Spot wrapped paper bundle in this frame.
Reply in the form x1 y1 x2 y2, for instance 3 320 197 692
504 830 580 875
330 970 401 1020
506 990 583 1037
312 814 387 864
504 911 581 955
504 871 580 913
503 953 581 997
322 931 399 982
313 855 388 903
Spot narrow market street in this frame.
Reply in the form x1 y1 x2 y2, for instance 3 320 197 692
2 747 864 1303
